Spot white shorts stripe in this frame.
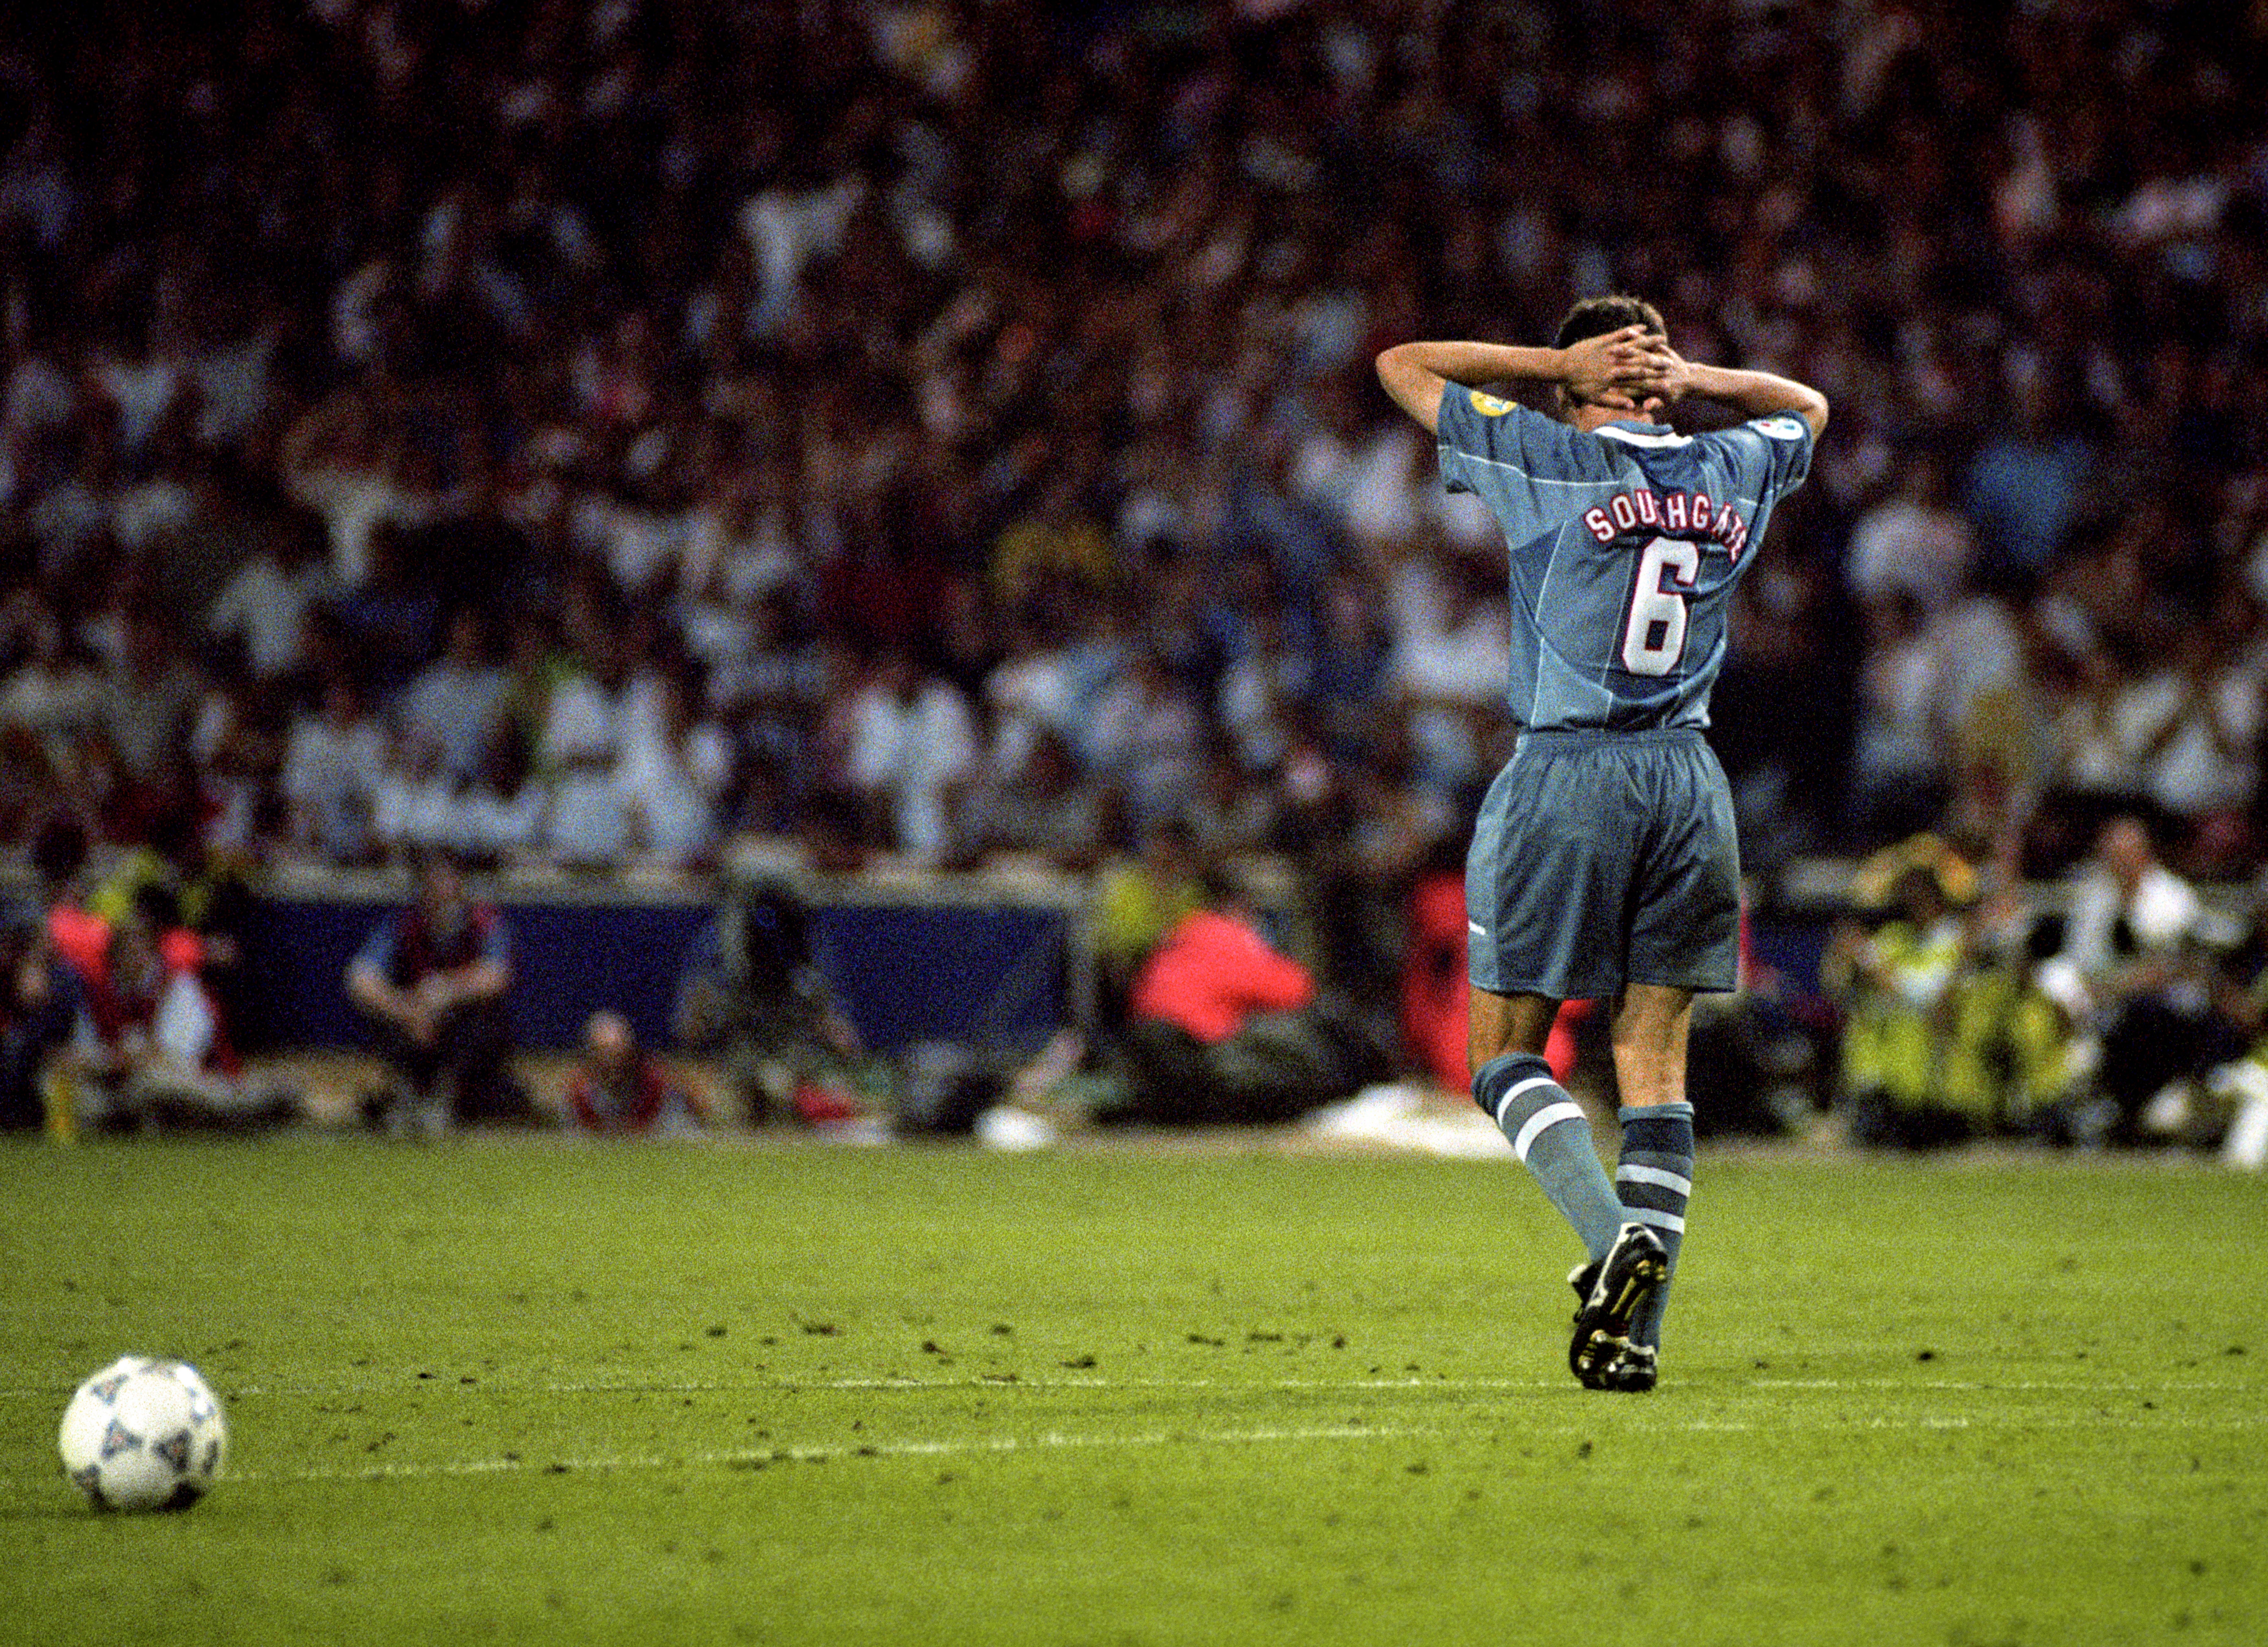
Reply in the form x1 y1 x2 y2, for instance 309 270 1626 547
1627 1207 1687 1235
1617 1164 1693 1197
1510 1101 1585 1161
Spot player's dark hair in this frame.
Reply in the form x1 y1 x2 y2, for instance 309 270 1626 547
1554 294 1665 349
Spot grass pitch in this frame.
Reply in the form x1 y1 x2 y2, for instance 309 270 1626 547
2 1134 2264 1646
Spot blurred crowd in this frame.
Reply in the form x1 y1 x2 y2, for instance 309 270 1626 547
1821 816 2268 1163
2 1 2268 1123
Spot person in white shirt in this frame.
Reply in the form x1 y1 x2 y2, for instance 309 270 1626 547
2057 814 2239 1143
208 516 334 681
280 677 389 863
278 391 432 586
1845 449 1975 613
371 729 464 862
617 667 731 867
844 650 976 864
399 608 510 782
456 727 546 870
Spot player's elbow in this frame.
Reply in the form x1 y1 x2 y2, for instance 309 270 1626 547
1374 346 1441 433
1800 388 1830 441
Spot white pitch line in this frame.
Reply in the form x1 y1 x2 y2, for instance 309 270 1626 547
0 1422 1439 1493
10 1405 2268 1498
2 1372 2259 1402
3 1374 1563 1401
1748 1378 2258 1393
285 1421 1442 1482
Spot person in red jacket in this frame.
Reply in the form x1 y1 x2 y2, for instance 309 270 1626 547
1128 892 1316 1043
31 814 109 986
1120 868 1378 1123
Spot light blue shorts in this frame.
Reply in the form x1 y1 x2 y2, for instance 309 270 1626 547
1466 727 1740 1000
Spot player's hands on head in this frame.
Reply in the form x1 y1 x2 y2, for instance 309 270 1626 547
1644 342 1702 406
1560 324 1675 413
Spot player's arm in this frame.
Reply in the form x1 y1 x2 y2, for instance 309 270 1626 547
1652 350 1828 440
345 922 411 1023
1375 329 1668 434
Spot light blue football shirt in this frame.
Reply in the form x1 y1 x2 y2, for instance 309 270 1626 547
1435 385 1813 732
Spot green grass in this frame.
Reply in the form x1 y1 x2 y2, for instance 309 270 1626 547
2 1135 2265 1646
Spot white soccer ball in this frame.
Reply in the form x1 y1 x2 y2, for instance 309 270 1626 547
57 1356 229 1512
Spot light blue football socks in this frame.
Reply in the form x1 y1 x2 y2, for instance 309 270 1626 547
1474 1052 1623 1260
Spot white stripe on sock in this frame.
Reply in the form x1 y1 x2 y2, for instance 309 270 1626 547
1491 1074 1557 1128
1510 1100 1585 1162
1627 1206 1687 1234
1617 1164 1693 1196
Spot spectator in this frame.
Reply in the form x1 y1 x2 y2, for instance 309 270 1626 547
841 649 977 864
1216 606 1310 774
279 392 432 589
564 1010 704 1136
1085 650 1204 837
982 612 1080 788
538 624 634 865
456 726 546 870
71 893 292 1135
1 905 80 1132
1847 593 1950 844
991 474 1114 606
279 677 388 863
1964 368 2095 589
1117 868 1376 1124
1383 549 1510 795
1182 743 1279 862
346 852 529 1136
958 726 1106 871
0 592 103 788
2058 815 2243 1142
2121 623 2262 864
98 606 204 806
399 608 510 784
370 729 461 862
1845 449 1974 614
617 664 730 868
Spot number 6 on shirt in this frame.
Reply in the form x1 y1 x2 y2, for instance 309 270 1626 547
1619 536 1699 677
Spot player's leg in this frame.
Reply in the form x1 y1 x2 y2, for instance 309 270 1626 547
1610 982 1698 1362
1470 986 1625 1263
1466 749 1630 1264
1469 738 1668 1387
1610 733 1738 1379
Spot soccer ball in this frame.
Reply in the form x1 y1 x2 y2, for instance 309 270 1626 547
57 1356 228 1512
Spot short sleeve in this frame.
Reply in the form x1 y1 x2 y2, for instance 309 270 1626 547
1435 384 1585 496
475 908 513 968
352 915 399 982
1433 385 1609 548
1721 412 1814 504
